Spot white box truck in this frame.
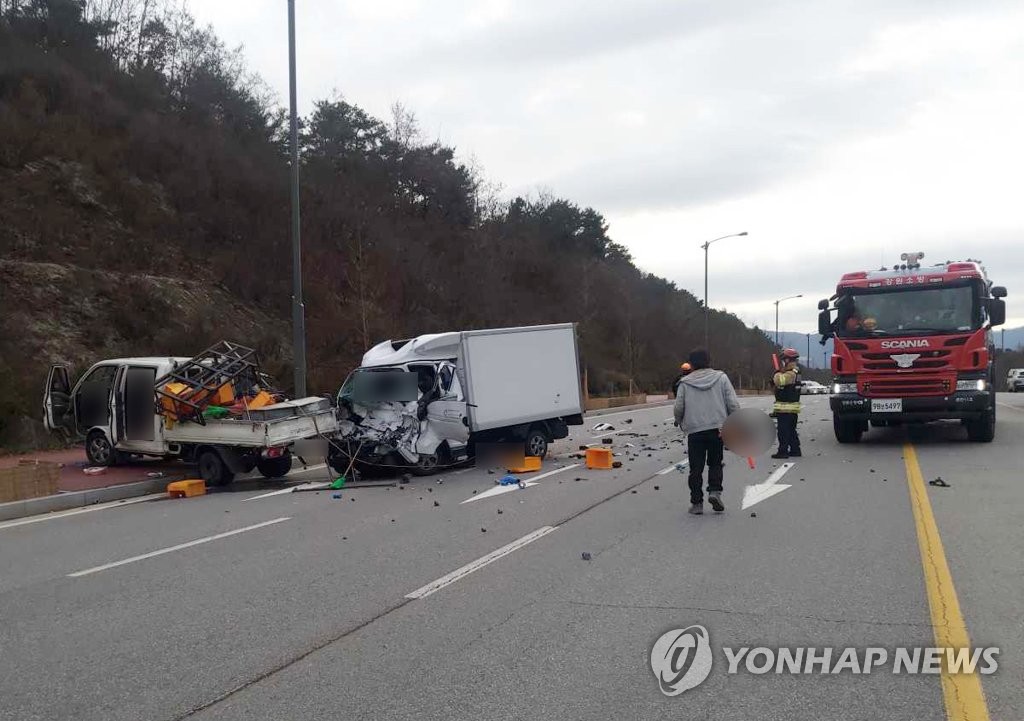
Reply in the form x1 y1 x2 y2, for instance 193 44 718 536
330 323 585 475
43 356 338 485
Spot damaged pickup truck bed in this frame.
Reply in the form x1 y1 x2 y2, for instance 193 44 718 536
329 324 585 476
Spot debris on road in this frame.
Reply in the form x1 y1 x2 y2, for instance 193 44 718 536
750 512 757 517
481 527 487 533
624 418 633 424
601 438 613 445
497 474 519 485
581 552 592 561
83 467 107 476
433 500 440 507
929 477 951 488
332 493 342 499
586 448 614 469
592 422 615 432
612 461 622 469
167 479 205 498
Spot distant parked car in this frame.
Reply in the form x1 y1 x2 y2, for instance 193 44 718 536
800 380 829 395
1008 368 1024 392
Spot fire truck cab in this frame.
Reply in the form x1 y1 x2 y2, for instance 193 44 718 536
818 253 1007 443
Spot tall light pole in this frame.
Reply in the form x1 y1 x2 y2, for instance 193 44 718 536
774 294 803 346
288 0 307 397
701 231 748 351
805 332 810 367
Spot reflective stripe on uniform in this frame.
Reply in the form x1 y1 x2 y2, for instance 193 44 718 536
773 402 801 413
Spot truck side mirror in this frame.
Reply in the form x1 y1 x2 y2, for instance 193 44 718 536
817 298 829 310
818 309 833 339
988 298 1006 327
991 286 1007 298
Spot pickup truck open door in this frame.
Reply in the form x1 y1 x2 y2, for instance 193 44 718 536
43 364 75 437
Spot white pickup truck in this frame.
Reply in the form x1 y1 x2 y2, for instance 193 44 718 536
330 323 585 475
43 357 338 485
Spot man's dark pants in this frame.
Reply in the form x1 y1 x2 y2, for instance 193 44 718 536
776 412 801 455
687 428 724 504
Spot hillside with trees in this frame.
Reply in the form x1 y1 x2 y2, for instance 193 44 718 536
0 0 778 449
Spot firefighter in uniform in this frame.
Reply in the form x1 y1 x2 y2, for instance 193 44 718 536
771 348 802 459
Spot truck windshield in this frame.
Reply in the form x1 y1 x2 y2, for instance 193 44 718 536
341 368 419 403
836 283 980 337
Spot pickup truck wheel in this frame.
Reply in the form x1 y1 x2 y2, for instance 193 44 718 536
833 417 862 444
966 405 995 442
256 453 293 479
86 431 118 466
524 428 549 459
198 450 234 486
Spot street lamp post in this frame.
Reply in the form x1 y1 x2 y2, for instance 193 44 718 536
288 0 307 397
701 232 748 351
774 294 803 346
806 333 810 367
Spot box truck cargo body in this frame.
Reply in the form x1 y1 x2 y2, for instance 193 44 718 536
330 324 585 475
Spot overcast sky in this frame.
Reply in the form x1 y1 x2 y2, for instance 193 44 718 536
190 0 1024 332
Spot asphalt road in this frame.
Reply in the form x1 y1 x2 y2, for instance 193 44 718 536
1 394 1021 721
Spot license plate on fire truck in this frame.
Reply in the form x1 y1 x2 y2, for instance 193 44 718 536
871 399 903 413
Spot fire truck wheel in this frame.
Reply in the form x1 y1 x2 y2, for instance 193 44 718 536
833 417 863 444
966 406 995 443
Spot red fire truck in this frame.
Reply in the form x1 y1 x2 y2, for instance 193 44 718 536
818 252 1007 443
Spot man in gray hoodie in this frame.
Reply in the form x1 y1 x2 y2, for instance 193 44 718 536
673 349 740 514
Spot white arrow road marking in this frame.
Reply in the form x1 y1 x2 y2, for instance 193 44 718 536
461 464 580 504
741 462 795 510
656 459 689 475
405 525 558 599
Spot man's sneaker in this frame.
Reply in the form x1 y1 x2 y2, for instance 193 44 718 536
789 450 802 457
771 451 789 459
688 503 704 515
708 493 724 513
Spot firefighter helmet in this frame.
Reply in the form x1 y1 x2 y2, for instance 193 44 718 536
781 348 799 360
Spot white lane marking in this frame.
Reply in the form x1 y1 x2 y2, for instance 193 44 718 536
741 462 795 510
0 493 165 531
289 462 326 475
461 464 580 504
67 517 291 577
244 486 300 501
405 526 558 599
585 404 673 421
657 459 689 475
997 401 1024 413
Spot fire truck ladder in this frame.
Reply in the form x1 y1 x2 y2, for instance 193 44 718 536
154 341 260 425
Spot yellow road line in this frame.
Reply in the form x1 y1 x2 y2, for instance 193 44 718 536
903 443 990 721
